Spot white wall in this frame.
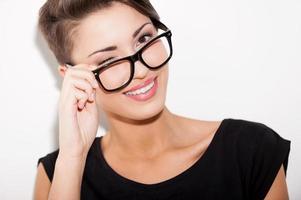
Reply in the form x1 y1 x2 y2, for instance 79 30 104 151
0 0 300 199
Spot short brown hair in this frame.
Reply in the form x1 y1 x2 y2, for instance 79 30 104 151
38 0 160 65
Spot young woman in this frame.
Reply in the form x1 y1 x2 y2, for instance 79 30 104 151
34 0 291 199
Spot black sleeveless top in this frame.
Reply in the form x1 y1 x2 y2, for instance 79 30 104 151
37 118 291 200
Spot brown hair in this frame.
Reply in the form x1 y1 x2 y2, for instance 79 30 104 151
38 0 160 65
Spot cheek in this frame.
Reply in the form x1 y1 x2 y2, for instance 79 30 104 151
95 88 128 115
158 65 169 90
95 90 114 110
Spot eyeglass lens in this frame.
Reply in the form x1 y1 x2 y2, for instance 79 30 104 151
98 34 171 91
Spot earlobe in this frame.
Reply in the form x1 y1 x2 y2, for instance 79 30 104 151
58 65 67 77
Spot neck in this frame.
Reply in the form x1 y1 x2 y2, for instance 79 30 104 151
104 106 181 159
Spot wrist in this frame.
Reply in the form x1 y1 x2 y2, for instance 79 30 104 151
57 151 88 164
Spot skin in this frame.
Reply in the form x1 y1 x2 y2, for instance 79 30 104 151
33 2 289 199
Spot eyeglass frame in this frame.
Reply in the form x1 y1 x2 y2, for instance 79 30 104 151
65 19 173 93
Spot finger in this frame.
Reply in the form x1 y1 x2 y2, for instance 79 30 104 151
74 89 89 110
66 65 99 89
59 85 89 113
84 90 98 113
69 78 94 101
78 90 97 110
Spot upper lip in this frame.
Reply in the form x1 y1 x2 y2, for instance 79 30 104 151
123 76 157 93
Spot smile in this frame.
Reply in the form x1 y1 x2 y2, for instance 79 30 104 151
124 80 155 96
123 76 158 102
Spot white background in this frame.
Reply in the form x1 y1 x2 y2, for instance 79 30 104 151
0 0 300 199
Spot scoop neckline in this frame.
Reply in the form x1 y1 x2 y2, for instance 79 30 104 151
95 118 230 190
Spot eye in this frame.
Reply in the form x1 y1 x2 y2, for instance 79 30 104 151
137 33 153 47
98 57 115 66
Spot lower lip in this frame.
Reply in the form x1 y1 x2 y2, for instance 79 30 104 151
124 77 158 102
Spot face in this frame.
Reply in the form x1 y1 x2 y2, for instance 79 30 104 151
63 2 170 121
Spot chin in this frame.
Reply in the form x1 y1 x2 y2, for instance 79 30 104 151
126 100 166 121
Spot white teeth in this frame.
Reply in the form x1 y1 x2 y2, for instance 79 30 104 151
125 80 155 96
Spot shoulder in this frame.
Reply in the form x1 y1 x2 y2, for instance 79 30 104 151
225 118 291 199
223 118 290 148
224 118 279 137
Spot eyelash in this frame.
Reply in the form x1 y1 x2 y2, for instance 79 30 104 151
98 57 114 66
137 32 153 46
97 32 154 66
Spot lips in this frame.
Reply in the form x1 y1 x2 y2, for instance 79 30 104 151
123 76 157 94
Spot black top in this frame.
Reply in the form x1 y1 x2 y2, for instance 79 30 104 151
37 118 291 200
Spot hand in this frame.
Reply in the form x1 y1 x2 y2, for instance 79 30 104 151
58 64 99 159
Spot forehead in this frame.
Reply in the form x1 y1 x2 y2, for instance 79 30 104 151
71 2 151 62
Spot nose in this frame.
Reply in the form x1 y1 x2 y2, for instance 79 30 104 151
133 59 149 80
125 46 149 80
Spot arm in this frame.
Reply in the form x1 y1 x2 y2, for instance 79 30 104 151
33 154 87 200
47 154 87 200
34 64 99 199
264 164 289 200
34 163 51 200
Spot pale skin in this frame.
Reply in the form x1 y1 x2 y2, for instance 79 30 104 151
34 2 289 200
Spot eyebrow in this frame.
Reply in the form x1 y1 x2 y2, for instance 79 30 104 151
87 22 152 57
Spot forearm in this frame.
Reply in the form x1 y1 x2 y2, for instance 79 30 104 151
48 153 87 200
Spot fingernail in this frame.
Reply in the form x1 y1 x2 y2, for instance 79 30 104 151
78 102 84 110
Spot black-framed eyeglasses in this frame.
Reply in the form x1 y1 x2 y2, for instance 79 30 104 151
65 19 173 92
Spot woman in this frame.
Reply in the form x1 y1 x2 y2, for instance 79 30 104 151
34 0 291 199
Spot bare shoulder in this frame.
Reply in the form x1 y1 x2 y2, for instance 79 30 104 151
34 163 51 200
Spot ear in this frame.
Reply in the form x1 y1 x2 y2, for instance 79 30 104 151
57 64 67 77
